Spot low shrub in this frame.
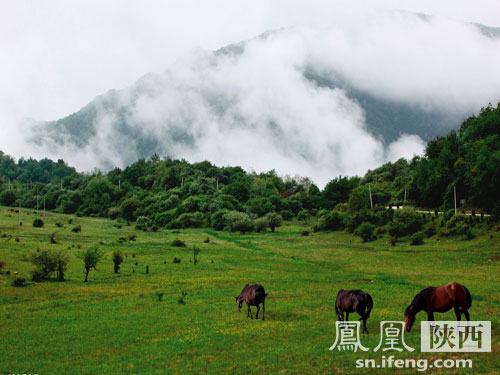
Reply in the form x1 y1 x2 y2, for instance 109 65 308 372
172 239 186 247
33 219 44 228
410 232 424 246
72 225 81 233
12 277 27 287
355 222 377 242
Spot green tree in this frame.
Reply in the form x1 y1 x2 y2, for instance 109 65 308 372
355 222 377 242
0 190 17 206
265 212 283 232
121 197 141 221
82 245 104 282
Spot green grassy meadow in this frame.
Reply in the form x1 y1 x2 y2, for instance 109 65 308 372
0 207 499 374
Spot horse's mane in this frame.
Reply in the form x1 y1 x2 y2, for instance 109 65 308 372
408 287 432 313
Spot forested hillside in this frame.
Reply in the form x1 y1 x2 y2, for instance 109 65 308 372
1 103 499 232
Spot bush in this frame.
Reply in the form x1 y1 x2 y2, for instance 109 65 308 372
169 212 204 229
121 197 142 221
113 251 124 273
297 210 309 223
72 225 81 233
254 217 269 232
410 232 424 246
443 209 455 222
301 230 309 236
441 214 474 239
424 222 436 238
173 257 181 263
33 218 44 228
355 222 377 242
31 250 57 279
314 211 343 232
31 269 44 282
265 212 283 232
279 210 294 220
223 211 253 234
211 210 228 231
389 208 422 237
135 216 149 231
12 277 27 287
172 239 186 247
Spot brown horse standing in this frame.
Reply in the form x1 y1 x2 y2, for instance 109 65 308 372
235 284 268 320
335 289 373 334
404 282 472 332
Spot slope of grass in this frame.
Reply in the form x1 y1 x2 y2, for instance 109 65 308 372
0 206 499 374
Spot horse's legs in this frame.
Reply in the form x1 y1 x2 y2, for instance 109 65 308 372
454 306 461 321
463 309 470 321
427 311 435 321
262 300 265 320
362 316 368 334
247 304 252 319
256 304 260 319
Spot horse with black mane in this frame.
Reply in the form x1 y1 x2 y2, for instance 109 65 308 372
235 284 268 320
404 282 472 332
335 289 373 333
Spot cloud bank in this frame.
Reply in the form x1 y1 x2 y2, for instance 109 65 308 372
8 11 500 187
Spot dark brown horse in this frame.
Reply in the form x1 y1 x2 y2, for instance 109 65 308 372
335 289 373 333
235 284 268 320
404 282 472 332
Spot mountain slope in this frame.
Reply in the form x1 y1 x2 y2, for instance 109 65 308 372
24 14 500 185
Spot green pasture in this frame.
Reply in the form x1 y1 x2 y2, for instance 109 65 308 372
0 206 499 374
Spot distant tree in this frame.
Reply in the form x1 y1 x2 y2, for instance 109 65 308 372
355 222 377 242
223 211 253 234
348 187 370 214
265 212 283 232
121 197 141 221
323 176 360 207
82 245 104 282
112 251 123 274
297 209 309 224
54 251 70 281
0 190 17 206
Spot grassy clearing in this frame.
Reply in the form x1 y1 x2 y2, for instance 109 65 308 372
0 207 499 374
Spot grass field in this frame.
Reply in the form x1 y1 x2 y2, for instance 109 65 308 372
0 206 499 374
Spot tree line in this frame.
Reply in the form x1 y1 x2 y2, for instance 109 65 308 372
1 102 499 233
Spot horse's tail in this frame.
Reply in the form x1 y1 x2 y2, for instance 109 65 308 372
365 294 373 319
465 286 472 309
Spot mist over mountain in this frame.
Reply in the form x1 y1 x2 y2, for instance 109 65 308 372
24 12 500 187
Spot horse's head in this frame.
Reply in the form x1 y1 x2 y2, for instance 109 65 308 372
235 296 243 312
404 306 415 332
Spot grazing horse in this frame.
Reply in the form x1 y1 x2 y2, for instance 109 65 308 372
335 289 373 333
404 282 472 332
235 284 268 320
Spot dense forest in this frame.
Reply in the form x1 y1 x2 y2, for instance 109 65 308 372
1 103 499 235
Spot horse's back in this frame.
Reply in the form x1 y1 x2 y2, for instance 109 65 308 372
336 289 371 311
431 282 471 311
245 284 267 305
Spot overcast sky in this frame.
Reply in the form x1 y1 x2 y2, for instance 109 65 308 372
1 0 499 178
